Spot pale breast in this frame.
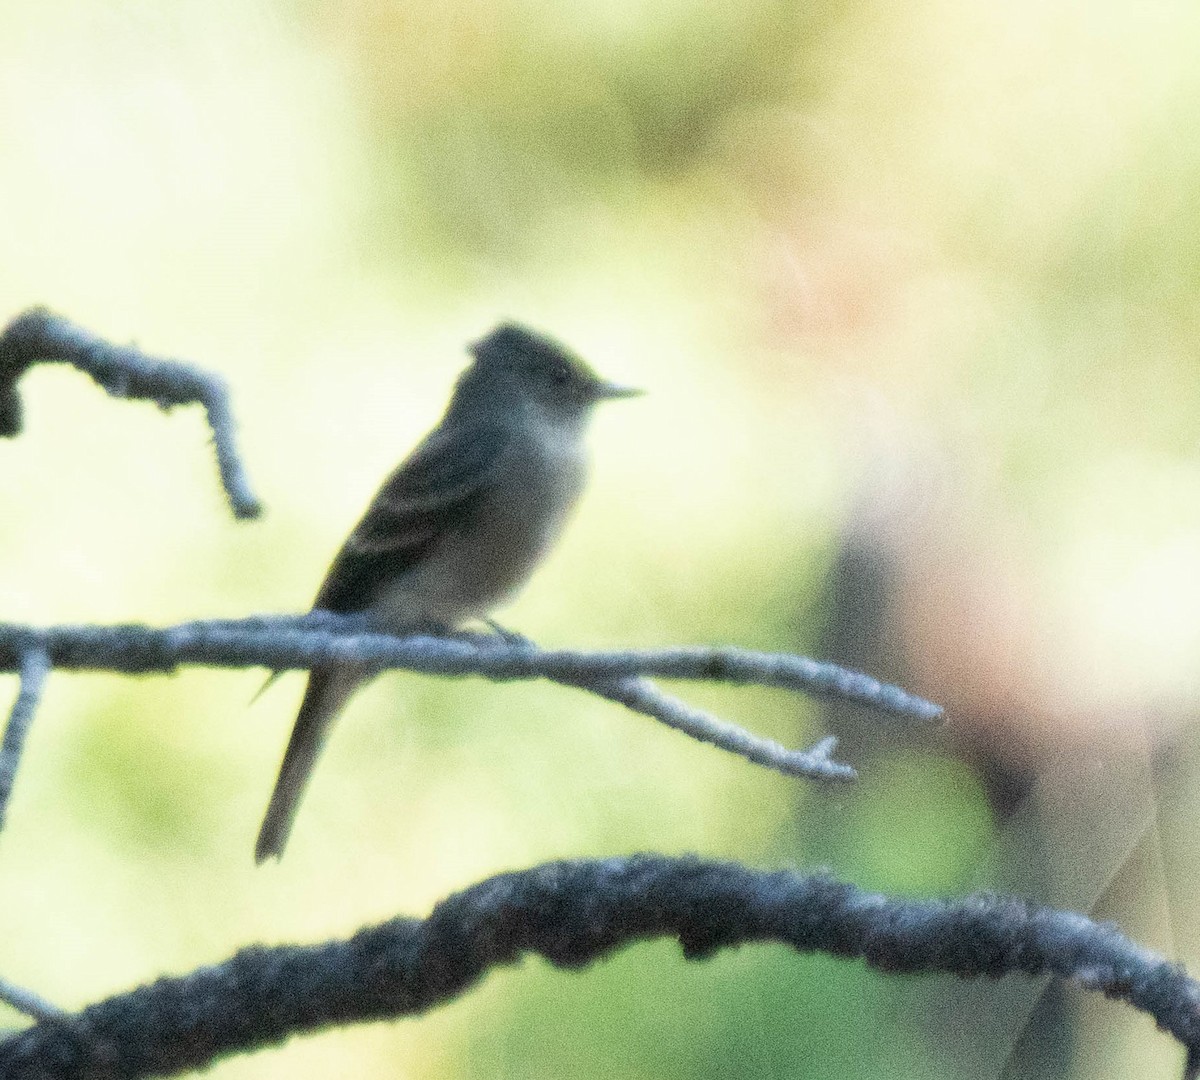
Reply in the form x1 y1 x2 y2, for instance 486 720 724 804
373 426 589 627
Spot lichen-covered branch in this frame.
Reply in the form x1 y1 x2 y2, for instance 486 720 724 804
0 613 944 825
0 855 1195 1080
0 308 262 518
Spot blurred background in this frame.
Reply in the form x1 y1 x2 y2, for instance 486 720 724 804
2 0 1199 1076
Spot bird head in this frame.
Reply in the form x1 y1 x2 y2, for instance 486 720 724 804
468 323 643 416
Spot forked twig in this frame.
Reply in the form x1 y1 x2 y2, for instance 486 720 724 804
0 614 945 825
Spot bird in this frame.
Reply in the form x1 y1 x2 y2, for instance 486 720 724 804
255 323 642 862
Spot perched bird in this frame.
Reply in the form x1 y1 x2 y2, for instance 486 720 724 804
255 324 642 862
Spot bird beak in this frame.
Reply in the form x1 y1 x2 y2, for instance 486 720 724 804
591 381 645 401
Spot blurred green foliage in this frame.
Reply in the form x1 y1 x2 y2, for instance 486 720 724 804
2 0 1199 1077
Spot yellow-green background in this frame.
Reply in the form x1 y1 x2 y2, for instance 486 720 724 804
2 1 1199 1077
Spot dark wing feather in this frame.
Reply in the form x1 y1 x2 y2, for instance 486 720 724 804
313 422 511 613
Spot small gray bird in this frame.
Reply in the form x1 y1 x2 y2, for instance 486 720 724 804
255 323 641 862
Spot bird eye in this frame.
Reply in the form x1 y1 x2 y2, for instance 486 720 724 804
551 363 571 385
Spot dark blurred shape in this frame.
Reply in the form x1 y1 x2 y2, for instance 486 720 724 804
803 453 1185 1078
815 484 1041 820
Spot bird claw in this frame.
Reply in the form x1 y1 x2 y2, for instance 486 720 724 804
483 618 535 649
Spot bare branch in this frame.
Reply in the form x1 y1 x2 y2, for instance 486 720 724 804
0 308 262 519
0 613 945 824
0 855 1195 1079
0 613 942 720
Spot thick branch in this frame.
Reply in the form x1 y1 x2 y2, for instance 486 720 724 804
0 308 262 518
0 855 1195 1080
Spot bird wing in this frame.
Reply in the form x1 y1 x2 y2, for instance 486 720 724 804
313 422 511 614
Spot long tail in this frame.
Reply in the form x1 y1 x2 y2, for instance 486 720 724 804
255 667 366 863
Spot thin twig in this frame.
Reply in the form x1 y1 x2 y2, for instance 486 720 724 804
0 854 1195 1079
0 308 262 518
581 676 854 779
0 977 64 1025
0 643 50 828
